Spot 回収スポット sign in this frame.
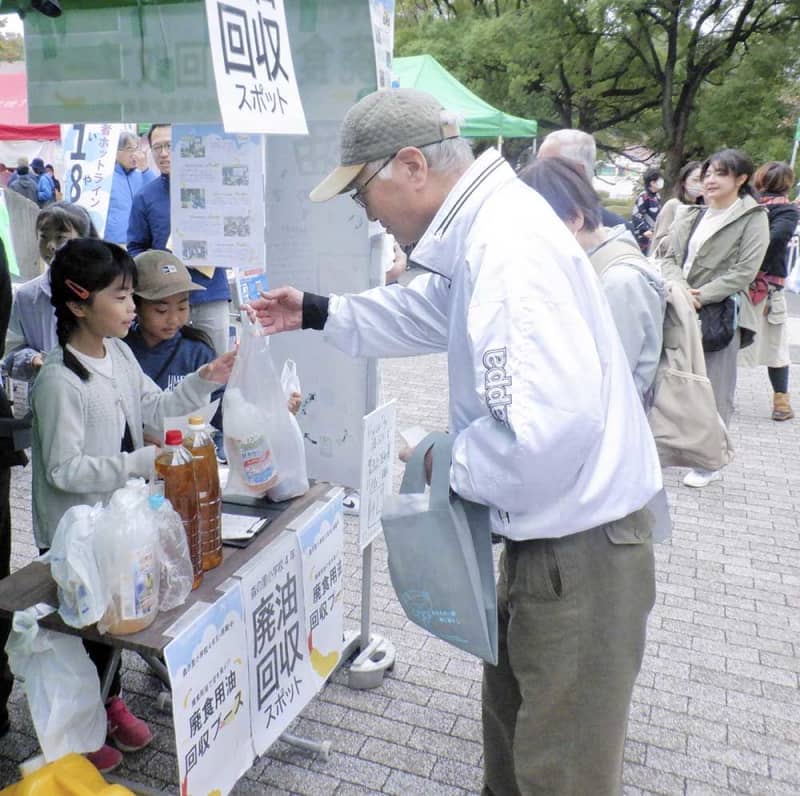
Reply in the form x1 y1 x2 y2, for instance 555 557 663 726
238 531 315 754
204 0 308 135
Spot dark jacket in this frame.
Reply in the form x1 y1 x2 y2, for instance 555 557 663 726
759 200 800 279
123 323 215 391
631 188 661 252
0 239 30 467
126 174 230 304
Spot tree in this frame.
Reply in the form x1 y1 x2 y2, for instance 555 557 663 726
0 17 24 63
395 1 800 182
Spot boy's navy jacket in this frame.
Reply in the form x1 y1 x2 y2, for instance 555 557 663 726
126 173 230 304
124 324 214 391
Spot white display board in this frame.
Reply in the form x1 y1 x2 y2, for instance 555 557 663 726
359 401 396 550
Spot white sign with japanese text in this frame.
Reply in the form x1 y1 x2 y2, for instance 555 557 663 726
60 123 122 238
359 401 396 550
238 531 314 755
204 0 308 135
164 582 253 796
292 491 345 689
171 124 266 270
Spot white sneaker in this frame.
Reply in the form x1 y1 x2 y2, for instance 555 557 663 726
342 491 360 516
683 469 722 488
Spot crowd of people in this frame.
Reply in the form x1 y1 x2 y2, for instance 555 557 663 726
0 93 797 793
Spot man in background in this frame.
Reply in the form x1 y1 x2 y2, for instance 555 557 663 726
105 132 156 245
538 129 629 228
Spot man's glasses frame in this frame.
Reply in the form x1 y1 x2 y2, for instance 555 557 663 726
350 153 396 208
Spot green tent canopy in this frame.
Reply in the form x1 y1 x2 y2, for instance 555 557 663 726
393 55 537 139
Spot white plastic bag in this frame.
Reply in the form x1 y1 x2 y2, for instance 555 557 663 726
223 318 309 501
39 504 109 628
5 606 106 760
94 480 161 635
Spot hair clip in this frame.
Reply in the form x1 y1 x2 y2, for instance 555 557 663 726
64 278 90 300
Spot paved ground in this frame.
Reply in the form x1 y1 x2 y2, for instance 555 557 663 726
1 286 800 794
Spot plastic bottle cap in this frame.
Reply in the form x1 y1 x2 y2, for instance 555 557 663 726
149 494 165 510
188 415 204 427
164 429 183 445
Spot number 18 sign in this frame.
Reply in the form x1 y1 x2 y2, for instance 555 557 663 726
60 123 123 238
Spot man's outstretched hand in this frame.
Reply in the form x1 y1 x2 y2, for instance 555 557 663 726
246 286 304 334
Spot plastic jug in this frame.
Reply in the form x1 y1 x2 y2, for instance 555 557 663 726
96 485 161 635
155 430 202 589
0 753 134 795
184 415 223 571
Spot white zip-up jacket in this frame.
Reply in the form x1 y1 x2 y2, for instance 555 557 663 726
324 150 662 540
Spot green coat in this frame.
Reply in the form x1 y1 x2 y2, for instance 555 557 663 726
658 195 769 341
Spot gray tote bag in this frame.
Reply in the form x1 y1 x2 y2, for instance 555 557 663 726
381 432 498 664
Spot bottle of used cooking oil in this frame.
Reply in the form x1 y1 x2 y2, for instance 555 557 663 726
156 429 202 589
184 416 223 571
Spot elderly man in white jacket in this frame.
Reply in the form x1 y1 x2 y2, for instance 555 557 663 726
250 89 662 796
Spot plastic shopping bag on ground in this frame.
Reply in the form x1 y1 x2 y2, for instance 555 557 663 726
39 504 109 628
5 606 106 760
223 317 309 501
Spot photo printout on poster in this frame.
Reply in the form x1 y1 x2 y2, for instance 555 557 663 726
164 582 253 796
171 124 266 271
205 0 308 135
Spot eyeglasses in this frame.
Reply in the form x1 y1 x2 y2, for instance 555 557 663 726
350 153 396 208
151 142 171 154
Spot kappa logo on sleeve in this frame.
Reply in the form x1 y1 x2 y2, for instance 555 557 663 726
483 347 512 424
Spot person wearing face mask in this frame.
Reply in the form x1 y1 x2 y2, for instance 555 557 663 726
632 167 664 253
649 160 704 259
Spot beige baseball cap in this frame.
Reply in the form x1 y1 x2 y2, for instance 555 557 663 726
309 88 459 203
133 250 205 301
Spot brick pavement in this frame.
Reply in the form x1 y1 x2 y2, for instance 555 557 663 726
1 347 799 794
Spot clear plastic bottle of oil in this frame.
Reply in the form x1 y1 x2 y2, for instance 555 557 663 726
156 429 202 589
184 416 223 571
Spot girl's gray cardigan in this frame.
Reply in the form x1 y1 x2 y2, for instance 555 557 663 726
31 337 218 548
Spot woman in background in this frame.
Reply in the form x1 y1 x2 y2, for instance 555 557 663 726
659 149 769 488
649 160 704 258
739 161 800 421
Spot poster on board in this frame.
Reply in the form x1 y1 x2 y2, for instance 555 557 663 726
238 531 315 755
370 0 395 89
171 123 266 272
60 123 121 237
359 401 396 550
164 583 253 796
291 491 345 689
205 0 308 135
